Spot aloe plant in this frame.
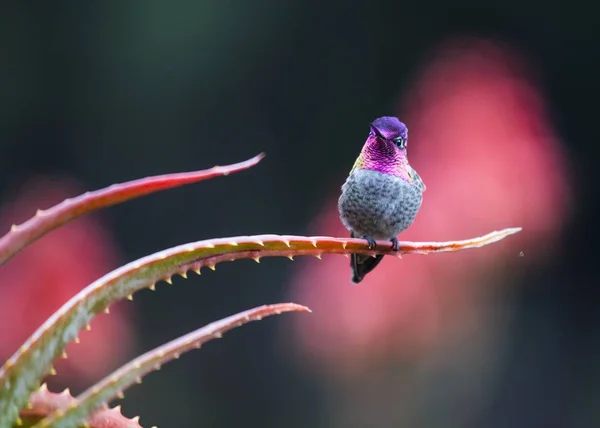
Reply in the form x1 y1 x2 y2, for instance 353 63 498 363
0 153 521 428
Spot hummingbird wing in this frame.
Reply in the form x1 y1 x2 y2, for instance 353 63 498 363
348 154 363 176
407 165 426 192
350 231 384 284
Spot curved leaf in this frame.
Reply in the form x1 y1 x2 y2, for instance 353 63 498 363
0 227 521 426
0 153 265 266
33 303 310 428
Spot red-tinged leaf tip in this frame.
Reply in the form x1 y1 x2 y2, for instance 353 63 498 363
0 153 266 266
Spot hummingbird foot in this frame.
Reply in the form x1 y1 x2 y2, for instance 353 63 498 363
361 235 377 250
390 237 400 251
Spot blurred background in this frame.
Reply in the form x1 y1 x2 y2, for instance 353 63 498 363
0 1 598 427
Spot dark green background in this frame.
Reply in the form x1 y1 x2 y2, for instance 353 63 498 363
1 1 598 427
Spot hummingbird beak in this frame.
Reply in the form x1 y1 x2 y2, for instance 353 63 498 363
370 123 384 139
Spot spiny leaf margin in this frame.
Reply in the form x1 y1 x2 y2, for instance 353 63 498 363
0 153 265 266
0 227 521 427
19 384 144 428
33 303 310 428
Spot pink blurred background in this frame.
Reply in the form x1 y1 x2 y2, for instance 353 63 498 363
285 38 573 426
0 176 135 390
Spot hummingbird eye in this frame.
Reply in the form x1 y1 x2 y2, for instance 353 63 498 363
394 137 406 149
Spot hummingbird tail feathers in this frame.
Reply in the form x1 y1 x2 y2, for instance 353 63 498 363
350 253 384 284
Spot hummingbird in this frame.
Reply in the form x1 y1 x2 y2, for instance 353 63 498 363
338 116 425 284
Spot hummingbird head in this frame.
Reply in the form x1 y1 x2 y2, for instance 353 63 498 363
370 116 408 143
357 116 412 181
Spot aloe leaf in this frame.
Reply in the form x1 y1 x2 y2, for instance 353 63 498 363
0 153 265 266
0 227 521 427
33 303 310 428
19 385 143 428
